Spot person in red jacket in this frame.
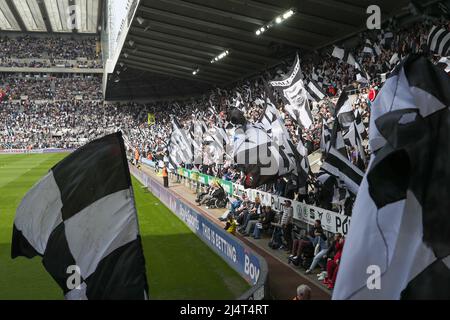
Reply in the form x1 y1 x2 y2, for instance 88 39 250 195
368 85 378 102
323 235 345 290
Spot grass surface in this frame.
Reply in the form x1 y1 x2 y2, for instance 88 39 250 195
0 154 249 299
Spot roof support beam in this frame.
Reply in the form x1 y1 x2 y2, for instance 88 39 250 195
120 50 243 78
122 45 258 73
130 27 278 65
123 60 222 84
153 0 330 39
38 0 53 33
131 24 271 57
127 40 263 71
97 0 103 33
5 0 27 32
138 5 308 49
124 56 233 82
226 0 355 29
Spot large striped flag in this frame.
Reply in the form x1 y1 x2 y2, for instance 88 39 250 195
321 146 364 195
335 91 355 131
306 80 327 102
11 132 148 299
270 54 314 129
333 55 450 299
427 25 450 57
168 118 194 166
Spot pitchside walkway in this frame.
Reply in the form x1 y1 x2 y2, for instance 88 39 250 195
139 165 331 300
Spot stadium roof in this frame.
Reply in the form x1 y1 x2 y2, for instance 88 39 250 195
105 0 419 100
0 0 102 33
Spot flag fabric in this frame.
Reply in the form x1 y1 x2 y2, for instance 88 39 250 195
261 91 310 187
11 132 149 299
333 54 450 299
320 118 331 153
343 121 367 170
168 118 194 166
354 109 367 139
147 113 155 126
232 122 276 188
321 146 364 195
389 53 400 66
427 25 450 57
261 96 297 174
316 170 349 208
270 54 314 129
437 56 450 73
306 80 327 102
355 61 370 83
330 119 347 157
362 39 374 55
380 29 394 48
335 91 355 131
332 46 356 65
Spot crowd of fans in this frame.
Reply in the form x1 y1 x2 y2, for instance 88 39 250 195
0 35 100 60
0 75 102 100
0 16 448 289
0 58 103 69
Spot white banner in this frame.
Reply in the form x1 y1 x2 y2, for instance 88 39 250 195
216 181 349 234
293 201 351 235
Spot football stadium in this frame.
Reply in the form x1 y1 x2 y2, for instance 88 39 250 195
0 0 449 305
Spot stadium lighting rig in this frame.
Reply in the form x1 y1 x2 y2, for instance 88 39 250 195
192 68 200 75
210 50 230 64
255 8 295 36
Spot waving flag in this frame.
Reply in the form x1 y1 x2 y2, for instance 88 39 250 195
11 132 148 300
333 55 450 299
270 54 314 129
427 25 450 57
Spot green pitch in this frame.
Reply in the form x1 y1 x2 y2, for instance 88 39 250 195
0 153 249 299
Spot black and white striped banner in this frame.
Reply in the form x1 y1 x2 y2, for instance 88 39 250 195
427 25 450 57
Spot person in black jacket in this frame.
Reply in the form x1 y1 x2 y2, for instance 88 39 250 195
252 206 276 239
290 220 324 259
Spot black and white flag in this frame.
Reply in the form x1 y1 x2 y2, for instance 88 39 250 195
335 91 355 131
168 118 195 165
380 29 394 48
11 132 149 299
390 53 400 66
321 146 364 195
306 80 327 102
270 54 314 129
363 39 381 56
321 118 331 153
427 25 450 57
333 55 450 299
355 61 370 83
354 108 367 139
332 46 356 65
437 56 450 73
343 121 367 170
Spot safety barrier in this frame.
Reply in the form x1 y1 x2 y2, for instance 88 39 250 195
130 165 269 300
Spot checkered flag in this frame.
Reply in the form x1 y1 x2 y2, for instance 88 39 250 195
11 132 149 300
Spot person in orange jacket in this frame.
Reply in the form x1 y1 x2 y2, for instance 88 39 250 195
162 164 169 188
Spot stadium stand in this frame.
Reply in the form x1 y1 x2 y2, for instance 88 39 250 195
1 0 449 300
